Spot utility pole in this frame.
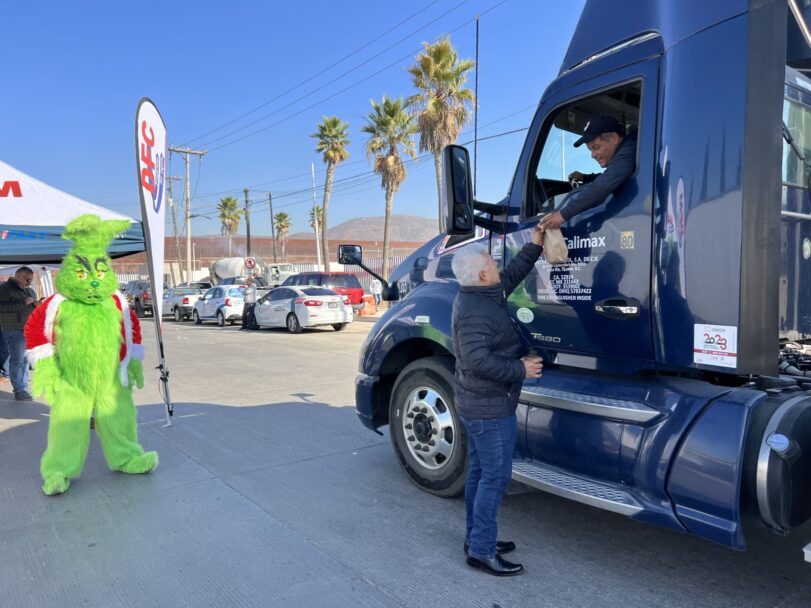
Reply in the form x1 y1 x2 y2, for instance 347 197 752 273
311 162 322 270
166 175 183 284
169 146 206 284
268 192 278 262
244 188 252 257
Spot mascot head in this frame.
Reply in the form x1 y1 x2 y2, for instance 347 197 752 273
56 214 130 304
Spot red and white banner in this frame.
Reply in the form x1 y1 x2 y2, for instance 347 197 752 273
135 98 167 319
135 97 174 426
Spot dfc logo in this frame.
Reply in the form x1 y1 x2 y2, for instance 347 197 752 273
703 333 728 351
140 121 165 213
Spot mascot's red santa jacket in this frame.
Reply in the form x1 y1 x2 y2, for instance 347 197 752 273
25 292 145 388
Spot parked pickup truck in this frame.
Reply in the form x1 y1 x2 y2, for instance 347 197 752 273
123 280 152 318
162 287 204 322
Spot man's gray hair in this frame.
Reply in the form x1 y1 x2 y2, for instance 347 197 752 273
451 244 490 287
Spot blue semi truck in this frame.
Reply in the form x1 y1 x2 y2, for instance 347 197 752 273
340 0 811 558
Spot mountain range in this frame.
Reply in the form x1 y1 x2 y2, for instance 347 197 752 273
289 214 438 242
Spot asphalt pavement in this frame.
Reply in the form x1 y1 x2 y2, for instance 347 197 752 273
1 318 810 607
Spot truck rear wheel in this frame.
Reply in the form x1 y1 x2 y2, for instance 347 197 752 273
389 357 467 497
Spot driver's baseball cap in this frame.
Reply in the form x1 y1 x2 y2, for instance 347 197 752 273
573 115 625 147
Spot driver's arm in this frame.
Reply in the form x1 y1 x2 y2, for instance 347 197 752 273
559 149 635 221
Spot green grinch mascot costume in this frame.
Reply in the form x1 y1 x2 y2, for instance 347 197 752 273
25 215 158 495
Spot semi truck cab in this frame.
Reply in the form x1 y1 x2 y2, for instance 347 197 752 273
342 0 811 559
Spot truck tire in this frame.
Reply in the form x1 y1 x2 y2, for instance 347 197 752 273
173 307 182 322
134 300 145 318
389 356 467 497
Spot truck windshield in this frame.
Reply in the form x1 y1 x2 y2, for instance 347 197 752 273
783 98 811 187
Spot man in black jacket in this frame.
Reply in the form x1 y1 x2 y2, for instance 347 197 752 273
0 267 37 400
450 225 544 576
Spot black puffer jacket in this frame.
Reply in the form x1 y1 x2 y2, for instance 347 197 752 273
452 243 542 420
0 278 36 331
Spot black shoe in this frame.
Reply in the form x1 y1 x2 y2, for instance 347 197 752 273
466 554 524 577
464 540 516 555
14 391 33 401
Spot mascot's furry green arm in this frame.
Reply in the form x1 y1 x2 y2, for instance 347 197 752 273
24 214 157 495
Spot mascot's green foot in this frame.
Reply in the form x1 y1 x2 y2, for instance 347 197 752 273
42 474 70 496
118 451 158 474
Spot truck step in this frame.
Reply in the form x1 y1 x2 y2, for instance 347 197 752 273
520 385 660 423
512 459 643 516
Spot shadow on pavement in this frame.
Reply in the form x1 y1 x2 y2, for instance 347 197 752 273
1 396 809 608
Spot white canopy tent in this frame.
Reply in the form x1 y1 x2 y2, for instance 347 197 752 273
0 160 145 263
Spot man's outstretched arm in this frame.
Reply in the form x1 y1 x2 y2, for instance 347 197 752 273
559 143 636 221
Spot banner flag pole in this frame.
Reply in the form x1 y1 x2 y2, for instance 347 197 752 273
135 97 173 427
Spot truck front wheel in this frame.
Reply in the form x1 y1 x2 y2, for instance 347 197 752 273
389 357 467 497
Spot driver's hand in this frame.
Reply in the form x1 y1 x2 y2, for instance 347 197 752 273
568 171 585 183
539 211 565 230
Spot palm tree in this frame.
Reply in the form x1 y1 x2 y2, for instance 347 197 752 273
361 96 417 280
274 212 291 259
309 205 323 266
217 196 243 257
407 36 475 232
312 116 350 270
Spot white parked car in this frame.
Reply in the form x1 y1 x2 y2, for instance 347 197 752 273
163 287 204 322
254 286 353 333
193 286 245 327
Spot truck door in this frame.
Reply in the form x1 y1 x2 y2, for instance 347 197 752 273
500 55 659 481
504 58 659 367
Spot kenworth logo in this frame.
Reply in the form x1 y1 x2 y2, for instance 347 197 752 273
0 181 22 197
139 121 165 213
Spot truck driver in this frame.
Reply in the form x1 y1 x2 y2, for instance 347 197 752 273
539 115 637 230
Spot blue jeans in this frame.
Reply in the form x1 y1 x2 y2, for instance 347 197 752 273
461 414 517 560
0 330 8 376
3 330 29 393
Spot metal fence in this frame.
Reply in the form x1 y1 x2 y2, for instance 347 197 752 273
114 256 409 294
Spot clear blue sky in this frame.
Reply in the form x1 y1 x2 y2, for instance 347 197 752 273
3 0 585 238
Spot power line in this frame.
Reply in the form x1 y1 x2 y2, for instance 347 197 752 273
201 0 507 152
192 0 470 149
180 0 444 146
192 132 525 221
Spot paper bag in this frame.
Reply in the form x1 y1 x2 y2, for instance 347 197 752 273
544 227 568 265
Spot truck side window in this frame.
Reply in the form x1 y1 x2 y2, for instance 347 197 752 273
527 81 642 218
783 98 811 188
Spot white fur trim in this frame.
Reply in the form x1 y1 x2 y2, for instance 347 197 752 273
115 291 134 388
25 344 54 367
44 294 65 343
130 343 145 361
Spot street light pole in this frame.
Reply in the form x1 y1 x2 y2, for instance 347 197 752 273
168 146 206 284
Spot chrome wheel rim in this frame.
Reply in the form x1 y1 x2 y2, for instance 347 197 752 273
401 386 455 470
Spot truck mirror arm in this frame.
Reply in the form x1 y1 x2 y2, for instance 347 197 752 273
354 260 399 301
473 215 519 234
